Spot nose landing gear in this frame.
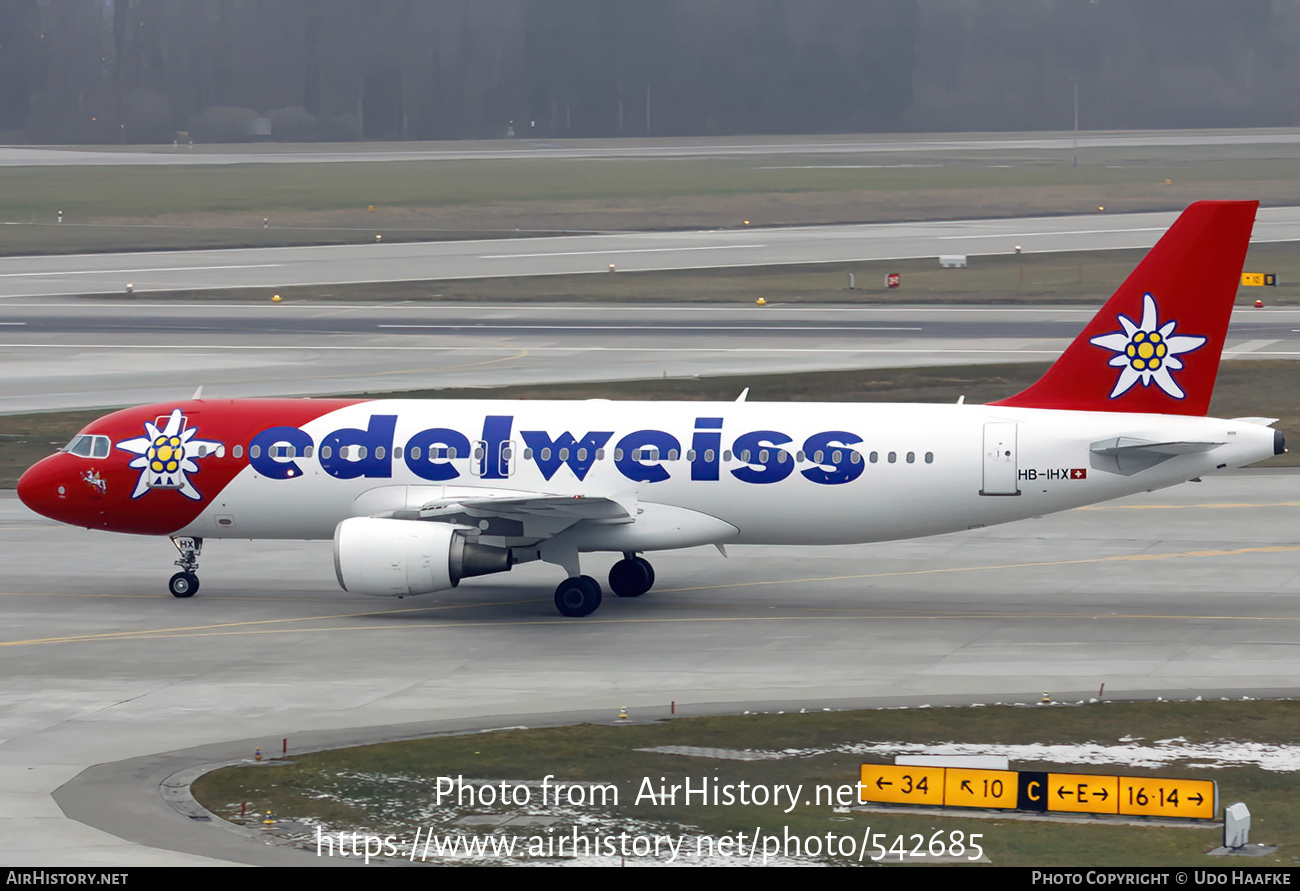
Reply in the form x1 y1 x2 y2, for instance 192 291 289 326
169 536 202 598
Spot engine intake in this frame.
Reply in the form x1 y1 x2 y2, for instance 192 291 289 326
334 517 511 597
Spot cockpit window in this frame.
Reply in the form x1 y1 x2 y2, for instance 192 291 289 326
64 434 110 459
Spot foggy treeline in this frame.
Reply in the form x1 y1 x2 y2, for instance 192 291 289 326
3 0 1298 144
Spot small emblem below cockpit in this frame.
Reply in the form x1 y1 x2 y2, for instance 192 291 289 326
81 469 106 495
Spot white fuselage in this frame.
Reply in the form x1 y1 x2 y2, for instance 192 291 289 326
178 399 1278 550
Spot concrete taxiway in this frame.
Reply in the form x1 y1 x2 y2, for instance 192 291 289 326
4 206 1300 299
4 128 1300 166
1 301 1297 413
3 470 1300 863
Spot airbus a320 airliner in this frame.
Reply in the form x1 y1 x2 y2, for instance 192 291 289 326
17 201 1284 616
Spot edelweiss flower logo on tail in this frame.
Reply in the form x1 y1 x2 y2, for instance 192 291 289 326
116 409 224 500
1089 293 1207 400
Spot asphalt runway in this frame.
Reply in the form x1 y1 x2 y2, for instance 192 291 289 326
4 207 1300 299
1 301 1297 413
4 471 1300 864
4 129 1300 166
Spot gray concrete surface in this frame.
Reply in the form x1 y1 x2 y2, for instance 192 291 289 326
1 301 1296 413
3 207 1300 300
4 129 1300 166
3 470 1299 864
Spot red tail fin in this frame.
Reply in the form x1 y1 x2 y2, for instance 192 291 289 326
991 200 1257 416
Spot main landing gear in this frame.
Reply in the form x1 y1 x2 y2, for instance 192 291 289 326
551 553 657 617
554 575 601 618
608 554 654 598
168 536 202 598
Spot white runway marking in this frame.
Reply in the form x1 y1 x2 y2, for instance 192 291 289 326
0 342 1056 355
937 227 1165 240
0 263 282 278
1225 339 1279 354
480 244 766 259
375 324 923 332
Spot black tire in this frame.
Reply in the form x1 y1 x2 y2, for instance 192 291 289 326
633 556 655 590
609 557 654 598
169 572 199 598
554 575 602 617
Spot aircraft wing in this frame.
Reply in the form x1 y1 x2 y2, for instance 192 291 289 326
352 485 637 544
417 491 635 541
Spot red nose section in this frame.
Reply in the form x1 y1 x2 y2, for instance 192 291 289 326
17 454 80 526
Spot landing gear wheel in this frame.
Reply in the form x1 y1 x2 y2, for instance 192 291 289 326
633 556 654 589
554 575 602 617
168 536 203 599
609 556 655 598
169 572 199 598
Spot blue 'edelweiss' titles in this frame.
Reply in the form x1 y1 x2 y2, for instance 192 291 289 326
247 415 868 487
1089 293 1207 400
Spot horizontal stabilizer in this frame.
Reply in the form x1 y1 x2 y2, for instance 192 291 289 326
1090 437 1224 475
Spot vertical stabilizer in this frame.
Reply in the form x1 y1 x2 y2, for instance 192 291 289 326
991 200 1257 416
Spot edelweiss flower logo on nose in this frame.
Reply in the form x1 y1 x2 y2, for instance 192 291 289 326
1089 293 1206 399
116 409 224 500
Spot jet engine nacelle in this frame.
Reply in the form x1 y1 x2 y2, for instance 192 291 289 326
333 516 511 597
